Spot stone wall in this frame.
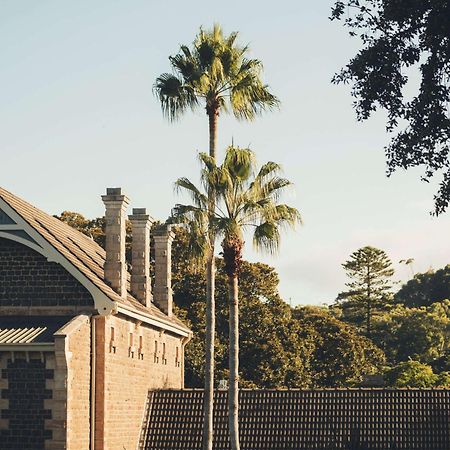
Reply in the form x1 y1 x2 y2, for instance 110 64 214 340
0 353 53 450
0 238 93 310
95 314 184 450
55 315 92 450
0 317 93 450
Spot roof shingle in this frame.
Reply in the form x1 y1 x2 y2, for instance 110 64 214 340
142 389 450 450
0 316 73 344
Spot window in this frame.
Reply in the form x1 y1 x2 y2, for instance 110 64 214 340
138 335 144 360
154 340 159 363
128 332 135 358
175 346 180 367
109 327 116 353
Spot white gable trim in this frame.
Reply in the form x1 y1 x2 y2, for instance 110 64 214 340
116 305 191 338
0 198 116 316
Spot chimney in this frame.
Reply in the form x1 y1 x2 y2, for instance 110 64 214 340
128 208 153 307
101 188 130 298
153 225 175 316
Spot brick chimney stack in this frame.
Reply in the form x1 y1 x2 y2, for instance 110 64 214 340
102 188 130 298
128 208 153 307
153 225 175 316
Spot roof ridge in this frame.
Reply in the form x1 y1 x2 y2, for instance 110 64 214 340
157 387 450 392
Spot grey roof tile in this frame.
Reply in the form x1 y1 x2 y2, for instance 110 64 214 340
142 389 450 450
0 316 73 344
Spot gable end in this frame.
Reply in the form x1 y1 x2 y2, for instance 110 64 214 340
0 209 15 225
0 238 93 310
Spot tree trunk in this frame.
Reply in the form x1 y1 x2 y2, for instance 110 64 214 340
228 275 240 450
202 108 218 450
202 253 215 450
367 270 371 338
208 109 218 160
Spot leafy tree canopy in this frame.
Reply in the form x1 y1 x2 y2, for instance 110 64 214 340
294 306 385 387
384 361 438 388
176 258 315 388
395 265 450 307
331 1 450 214
371 302 450 364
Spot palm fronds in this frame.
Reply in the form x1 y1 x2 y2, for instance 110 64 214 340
172 146 301 259
154 25 280 122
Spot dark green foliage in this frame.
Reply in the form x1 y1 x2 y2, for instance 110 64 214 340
431 349 450 373
336 246 395 336
395 265 450 307
331 1 450 214
294 306 385 387
371 302 450 364
173 247 313 388
384 360 438 388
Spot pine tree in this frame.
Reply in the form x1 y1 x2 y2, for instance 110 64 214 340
337 246 394 337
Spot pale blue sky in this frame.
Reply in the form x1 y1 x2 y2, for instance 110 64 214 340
1 1 449 305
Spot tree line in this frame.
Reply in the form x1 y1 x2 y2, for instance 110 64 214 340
56 211 450 389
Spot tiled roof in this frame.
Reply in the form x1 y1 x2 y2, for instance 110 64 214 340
0 316 73 344
0 187 189 333
142 389 450 450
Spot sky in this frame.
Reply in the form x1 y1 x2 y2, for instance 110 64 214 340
1 1 449 306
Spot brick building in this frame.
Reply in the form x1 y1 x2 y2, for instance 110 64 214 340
0 187 191 450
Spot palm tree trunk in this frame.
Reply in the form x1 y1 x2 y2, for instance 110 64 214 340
208 109 218 160
228 274 240 450
202 108 218 450
202 252 215 450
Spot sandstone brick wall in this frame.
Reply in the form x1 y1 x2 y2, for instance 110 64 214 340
95 314 184 450
0 238 93 309
64 316 91 450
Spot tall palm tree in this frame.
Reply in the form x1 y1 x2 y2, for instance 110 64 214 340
173 146 301 450
154 25 279 450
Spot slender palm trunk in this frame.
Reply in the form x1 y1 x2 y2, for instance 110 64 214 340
202 109 218 450
222 237 243 450
367 273 371 338
209 111 218 161
228 274 240 450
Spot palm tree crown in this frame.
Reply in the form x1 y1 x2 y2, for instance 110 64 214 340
173 146 301 259
154 24 279 124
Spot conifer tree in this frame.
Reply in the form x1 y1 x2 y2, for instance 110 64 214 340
337 246 394 337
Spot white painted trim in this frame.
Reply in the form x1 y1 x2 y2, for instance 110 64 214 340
0 223 22 231
116 305 191 338
0 343 54 352
0 198 116 316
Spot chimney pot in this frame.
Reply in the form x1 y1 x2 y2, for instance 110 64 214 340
106 187 122 196
132 207 147 215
